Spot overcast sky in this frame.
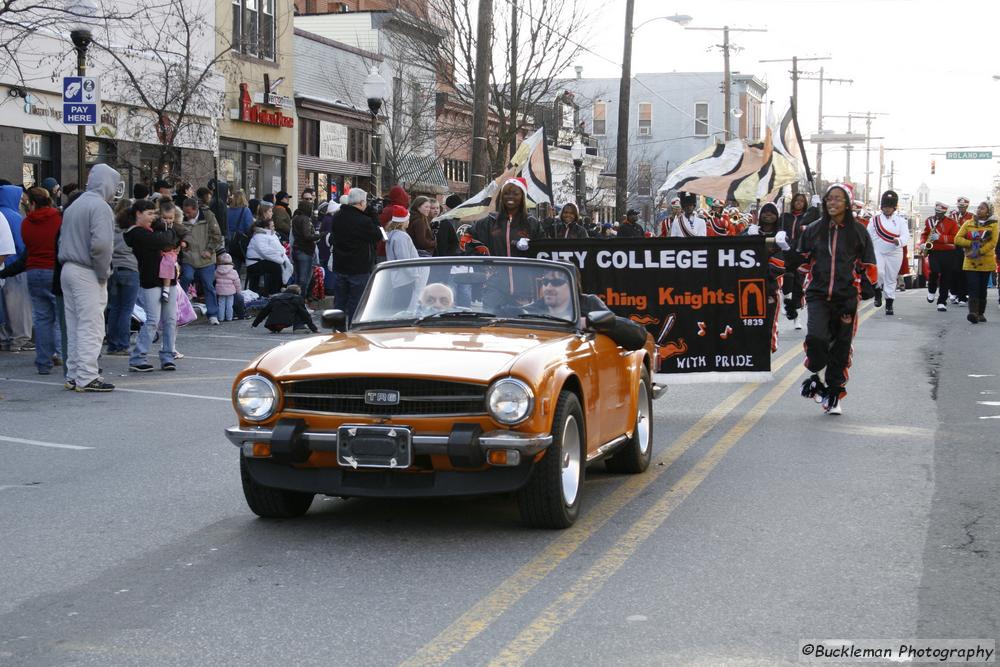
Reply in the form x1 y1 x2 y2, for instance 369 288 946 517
565 0 999 206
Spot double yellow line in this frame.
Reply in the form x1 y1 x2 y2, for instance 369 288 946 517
403 305 874 667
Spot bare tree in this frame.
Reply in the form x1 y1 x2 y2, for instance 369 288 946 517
0 0 151 83
89 0 232 181
415 0 595 179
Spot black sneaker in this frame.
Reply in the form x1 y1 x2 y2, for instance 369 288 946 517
129 363 155 373
161 362 177 371
76 378 115 392
160 288 170 303
64 378 76 391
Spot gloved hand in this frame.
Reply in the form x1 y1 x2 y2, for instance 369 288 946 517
971 230 983 241
516 238 529 251
929 231 940 242
774 230 790 251
983 230 992 241
747 223 760 236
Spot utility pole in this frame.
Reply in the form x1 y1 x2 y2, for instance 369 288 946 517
847 111 890 203
798 67 852 185
689 25 767 140
614 0 636 220
469 0 494 193
758 55 830 124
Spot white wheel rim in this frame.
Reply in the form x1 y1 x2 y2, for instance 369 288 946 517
636 381 651 455
560 415 581 506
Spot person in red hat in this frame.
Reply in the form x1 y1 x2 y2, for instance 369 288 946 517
384 204 428 311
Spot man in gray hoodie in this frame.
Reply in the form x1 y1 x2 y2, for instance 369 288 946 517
58 163 121 392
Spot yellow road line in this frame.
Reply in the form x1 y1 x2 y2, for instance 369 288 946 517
487 306 876 666
400 343 804 667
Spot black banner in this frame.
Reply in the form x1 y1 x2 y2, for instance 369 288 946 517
532 237 772 384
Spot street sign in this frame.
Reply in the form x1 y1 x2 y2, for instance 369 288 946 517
946 151 992 160
809 133 866 144
62 76 100 126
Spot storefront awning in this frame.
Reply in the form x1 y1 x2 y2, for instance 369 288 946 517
392 154 449 194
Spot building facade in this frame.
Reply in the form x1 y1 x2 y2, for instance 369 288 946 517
217 0 298 202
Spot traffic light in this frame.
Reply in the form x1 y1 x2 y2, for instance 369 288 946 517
931 160 936 175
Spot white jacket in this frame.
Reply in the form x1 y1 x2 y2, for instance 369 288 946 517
868 212 910 255
669 213 707 237
246 229 293 283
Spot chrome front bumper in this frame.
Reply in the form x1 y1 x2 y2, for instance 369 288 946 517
225 425 553 456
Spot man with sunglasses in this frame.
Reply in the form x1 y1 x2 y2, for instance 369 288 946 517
523 270 575 321
795 183 878 415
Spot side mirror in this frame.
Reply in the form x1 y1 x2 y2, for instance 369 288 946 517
321 309 347 332
586 309 616 333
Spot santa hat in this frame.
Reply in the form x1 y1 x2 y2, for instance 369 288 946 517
934 201 948 212
503 177 528 194
825 183 854 200
670 197 681 207
388 205 409 223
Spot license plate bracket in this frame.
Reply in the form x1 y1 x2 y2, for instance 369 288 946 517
337 425 412 469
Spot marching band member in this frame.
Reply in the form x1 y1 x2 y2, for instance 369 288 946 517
948 196 974 304
748 202 786 352
796 183 878 415
779 192 814 328
668 192 707 237
919 202 960 311
953 201 999 324
659 198 681 237
705 198 735 236
867 190 909 316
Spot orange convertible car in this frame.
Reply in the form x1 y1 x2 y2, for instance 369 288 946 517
225 257 664 528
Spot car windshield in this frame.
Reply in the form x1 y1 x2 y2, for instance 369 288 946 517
353 259 578 326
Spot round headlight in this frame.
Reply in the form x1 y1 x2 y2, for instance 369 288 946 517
235 375 278 422
486 378 534 425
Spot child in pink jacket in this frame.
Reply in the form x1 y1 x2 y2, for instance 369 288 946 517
214 253 242 322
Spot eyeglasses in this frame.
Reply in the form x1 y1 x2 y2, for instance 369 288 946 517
541 277 568 287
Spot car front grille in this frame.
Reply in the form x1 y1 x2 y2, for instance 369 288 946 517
281 377 488 416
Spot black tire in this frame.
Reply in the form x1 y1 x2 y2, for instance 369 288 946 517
605 368 653 474
516 391 585 529
240 455 314 518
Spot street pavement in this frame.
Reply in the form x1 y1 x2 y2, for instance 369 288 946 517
1 290 997 666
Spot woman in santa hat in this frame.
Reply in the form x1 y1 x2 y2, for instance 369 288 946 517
384 204 428 311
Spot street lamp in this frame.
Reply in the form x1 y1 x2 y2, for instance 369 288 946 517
571 138 586 212
616 8 693 220
363 68 387 198
68 0 97 189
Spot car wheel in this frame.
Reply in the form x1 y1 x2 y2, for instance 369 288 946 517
605 368 653 474
240 455 314 518
516 391 584 529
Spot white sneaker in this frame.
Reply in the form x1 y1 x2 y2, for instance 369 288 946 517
949 295 959 304
926 292 936 303
794 317 802 330
208 316 220 325
173 351 185 359
937 304 947 312
826 402 842 415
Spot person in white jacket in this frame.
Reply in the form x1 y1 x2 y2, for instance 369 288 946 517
245 219 293 296
668 191 707 237
867 189 910 316
384 205 428 311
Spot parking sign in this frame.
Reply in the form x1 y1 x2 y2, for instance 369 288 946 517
63 76 100 125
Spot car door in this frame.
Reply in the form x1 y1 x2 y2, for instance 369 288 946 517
588 331 631 445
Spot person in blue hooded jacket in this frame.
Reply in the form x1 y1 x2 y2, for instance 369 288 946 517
0 181 33 352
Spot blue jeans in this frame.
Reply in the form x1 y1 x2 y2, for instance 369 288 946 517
293 250 314 291
333 272 369 324
106 267 140 352
131 285 177 366
26 269 60 372
180 263 218 318
218 294 234 321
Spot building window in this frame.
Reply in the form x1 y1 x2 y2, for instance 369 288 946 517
443 158 469 183
694 102 709 136
592 101 606 136
638 102 652 136
348 127 370 164
637 161 652 197
300 118 320 157
232 0 275 61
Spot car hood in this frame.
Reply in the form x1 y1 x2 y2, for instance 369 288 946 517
253 327 573 384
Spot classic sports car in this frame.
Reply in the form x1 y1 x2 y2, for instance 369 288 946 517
225 257 664 528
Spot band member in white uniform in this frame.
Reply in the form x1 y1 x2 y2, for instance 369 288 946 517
867 189 910 316
668 191 707 237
